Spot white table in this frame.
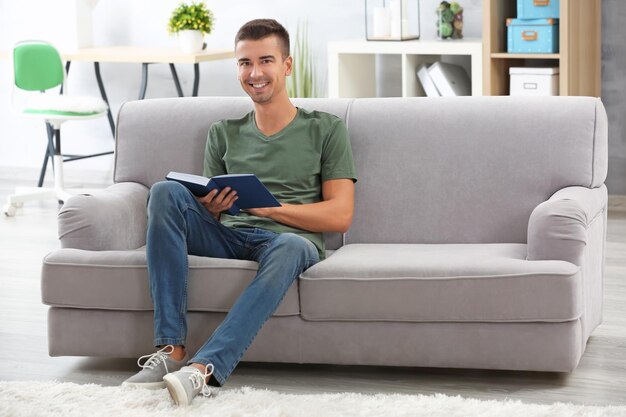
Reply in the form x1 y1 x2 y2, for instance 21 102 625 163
62 46 235 135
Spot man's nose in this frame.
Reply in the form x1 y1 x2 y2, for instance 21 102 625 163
250 63 262 78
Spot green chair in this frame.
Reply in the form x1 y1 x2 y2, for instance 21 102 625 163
4 40 109 216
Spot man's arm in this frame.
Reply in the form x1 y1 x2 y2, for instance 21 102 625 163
246 178 355 233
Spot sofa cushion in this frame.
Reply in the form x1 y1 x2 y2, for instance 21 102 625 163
41 248 300 316
300 243 581 322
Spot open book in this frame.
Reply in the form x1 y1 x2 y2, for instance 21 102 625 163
165 171 281 216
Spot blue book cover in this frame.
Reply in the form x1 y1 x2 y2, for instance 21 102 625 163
165 171 281 216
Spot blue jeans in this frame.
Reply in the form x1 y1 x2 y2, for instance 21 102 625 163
146 181 319 386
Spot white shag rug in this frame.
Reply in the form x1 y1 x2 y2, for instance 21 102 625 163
1 381 625 417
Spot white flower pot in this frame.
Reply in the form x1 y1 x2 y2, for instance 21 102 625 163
178 30 204 53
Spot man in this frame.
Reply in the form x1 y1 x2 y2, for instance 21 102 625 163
122 19 357 406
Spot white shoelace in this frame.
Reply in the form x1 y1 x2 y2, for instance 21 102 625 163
137 345 175 372
184 364 215 398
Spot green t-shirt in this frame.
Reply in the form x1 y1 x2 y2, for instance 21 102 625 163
203 107 357 259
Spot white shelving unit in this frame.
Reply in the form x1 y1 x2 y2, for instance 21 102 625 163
328 38 483 98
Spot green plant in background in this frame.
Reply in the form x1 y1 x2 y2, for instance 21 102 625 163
167 2 215 35
287 21 318 98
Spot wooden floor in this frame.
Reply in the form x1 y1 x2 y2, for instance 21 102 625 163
1 167 625 406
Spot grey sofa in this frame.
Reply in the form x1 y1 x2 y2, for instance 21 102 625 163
42 96 608 373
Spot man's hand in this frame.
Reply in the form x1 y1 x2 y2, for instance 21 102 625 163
198 187 238 220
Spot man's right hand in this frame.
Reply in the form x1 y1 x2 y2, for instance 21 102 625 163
198 187 238 220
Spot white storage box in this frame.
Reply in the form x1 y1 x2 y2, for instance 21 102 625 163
509 67 559 96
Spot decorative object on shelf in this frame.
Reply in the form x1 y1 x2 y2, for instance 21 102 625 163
365 0 420 41
509 67 559 96
416 63 440 97
287 21 319 98
167 1 214 53
436 1 463 40
506 18 559 53
517 0 560 19
483 0 600 97
422 61 470 96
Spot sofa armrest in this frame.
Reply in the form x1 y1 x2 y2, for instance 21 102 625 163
58 182 149 250
527 185 607 265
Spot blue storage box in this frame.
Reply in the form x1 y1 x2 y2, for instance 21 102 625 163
507 18 559 54
518 0 560 19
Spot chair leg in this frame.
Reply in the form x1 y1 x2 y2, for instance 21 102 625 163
37 147 50 187
51 128 71 203
3 127 69 216
37 122 55 187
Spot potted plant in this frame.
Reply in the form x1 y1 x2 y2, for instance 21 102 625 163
167 1 215 53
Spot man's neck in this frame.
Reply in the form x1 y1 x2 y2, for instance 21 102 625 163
254 95 298 137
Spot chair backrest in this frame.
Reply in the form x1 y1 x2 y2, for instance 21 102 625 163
13 41 64 91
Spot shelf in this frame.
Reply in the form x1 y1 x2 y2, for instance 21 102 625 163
483 0 601 96
491 53 560 60
328 39 483 98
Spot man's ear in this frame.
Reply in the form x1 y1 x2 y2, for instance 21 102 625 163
284 55 293 76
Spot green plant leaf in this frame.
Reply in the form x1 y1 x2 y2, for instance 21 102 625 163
167 1 214 35
287 20 318 98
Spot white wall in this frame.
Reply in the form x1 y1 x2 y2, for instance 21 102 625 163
0 0 482 172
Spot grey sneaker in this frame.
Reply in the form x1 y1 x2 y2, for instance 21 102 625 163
122 345 188 389
163 364 214 406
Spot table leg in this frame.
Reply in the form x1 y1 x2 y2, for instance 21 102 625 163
192 63 200 97
94 62 116 137
139 63 149 100
169 64 184 97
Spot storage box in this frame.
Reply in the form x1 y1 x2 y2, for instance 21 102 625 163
518 0 560 19
509 67 559 96
507 18 559 53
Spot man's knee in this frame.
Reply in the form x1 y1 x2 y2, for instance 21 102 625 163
148 181 189 211
272 233 318 262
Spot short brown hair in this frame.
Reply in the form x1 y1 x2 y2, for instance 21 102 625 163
235 19 290 59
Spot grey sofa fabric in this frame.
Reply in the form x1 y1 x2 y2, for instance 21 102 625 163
527 185 607 265
58 182 149 251
42 248 299 316
48 308 582 372
43 96 608 373
345 97 607 245
300 243 580 322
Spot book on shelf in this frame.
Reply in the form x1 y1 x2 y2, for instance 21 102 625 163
416 64 441 97
426 62 471 97
165 171 281 216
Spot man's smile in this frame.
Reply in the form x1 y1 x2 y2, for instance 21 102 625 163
248 81 270 91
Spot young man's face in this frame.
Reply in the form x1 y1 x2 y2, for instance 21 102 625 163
235 35 292 104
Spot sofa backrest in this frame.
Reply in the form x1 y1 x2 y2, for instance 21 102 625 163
346 96 607 244
115 96 607 246
114 97 352 250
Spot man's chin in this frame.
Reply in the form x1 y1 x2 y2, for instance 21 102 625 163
248 92 272 104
